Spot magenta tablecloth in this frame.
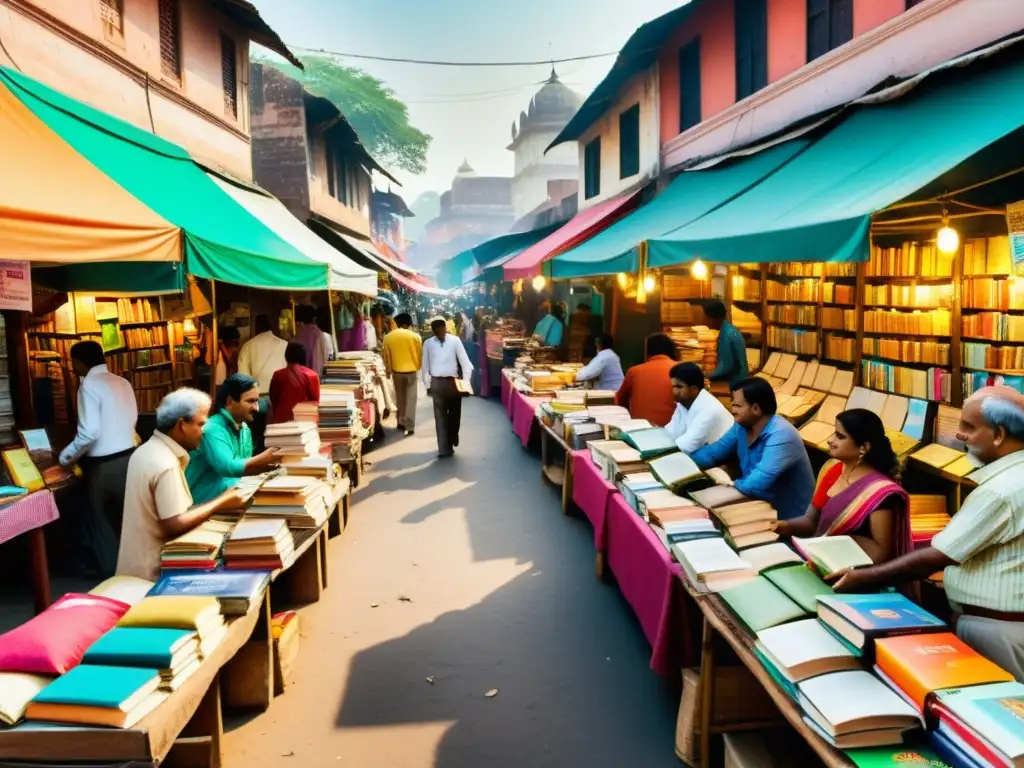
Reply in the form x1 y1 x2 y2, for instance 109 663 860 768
605 493 692 676
511 390 547 447
572 452 616 551
0 490 59 545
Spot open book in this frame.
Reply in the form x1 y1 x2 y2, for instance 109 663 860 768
648 453 726 494
793 535 873 576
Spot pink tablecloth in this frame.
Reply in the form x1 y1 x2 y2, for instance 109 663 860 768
572 452 616 551
501 373 513 417
0 490 59 545
511 389 547 448
605 493 693 676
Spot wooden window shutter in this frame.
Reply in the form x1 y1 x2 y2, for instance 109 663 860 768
735 0 767 100
619 104 640 179
806 0 829 61
221 33 238 118
158 0 181 80
678 37 702 132
830 0 854 50
584 138 601 200
99 0 123 28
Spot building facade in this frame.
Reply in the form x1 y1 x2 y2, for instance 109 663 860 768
370 188 414 253
508 71 582 220
0 0 299 181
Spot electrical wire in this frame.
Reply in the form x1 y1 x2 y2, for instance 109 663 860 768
288 44 617 67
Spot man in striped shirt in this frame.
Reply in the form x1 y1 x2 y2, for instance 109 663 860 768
835 385 1024 681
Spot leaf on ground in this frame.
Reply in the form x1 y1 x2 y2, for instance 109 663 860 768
398 595 413 602
425 676 435 684
369 602 380 608
485 688 499 698
282 751 294 757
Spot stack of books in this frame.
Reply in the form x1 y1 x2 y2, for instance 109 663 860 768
719 576 808 635
264 421 320 459
908 495 952 548
588 440 646 482
793 535 873 578
281 455 340 483
117 595 227 661
309 387 357 444
930 681 1024 767
640 490 711 551
672 537 754 592
25 665 167 728
248 476 331 529
223 518 295 570
149 570 270 616
619 427 679 461
815 593 946 654
708 498 779 550
755 618 860 695
82 627 201 692
159 520 232 571
617 472 664 513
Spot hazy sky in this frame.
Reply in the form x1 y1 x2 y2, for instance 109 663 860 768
248 0 686 200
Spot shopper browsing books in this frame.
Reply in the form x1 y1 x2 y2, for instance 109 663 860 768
185 374 280 505
834 386 1024 681
615 333 678 426
704 300 748 388
421 317 474 458
294 304 331 377
532 304 565 347
574 333 624 392
688 377 815 521
58 340 139 576
118 389 246 581
268 343 320 424
664 362 734 453
382 313 423 437
775 409 911 564
237 313 287 450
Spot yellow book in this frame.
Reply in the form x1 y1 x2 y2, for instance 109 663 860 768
2 449 44 492
944 454 978 478
118 596 222 634
830 370 855 397
911 443 963 469
885 430 920 458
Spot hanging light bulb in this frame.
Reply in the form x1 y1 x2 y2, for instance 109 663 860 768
617 272 628 289
691 259 709 280
643 274 656 293
532 274 546 292
937 211 959 255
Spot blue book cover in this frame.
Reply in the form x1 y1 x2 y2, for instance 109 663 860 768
82 627 195 669
33 665 160 709
902 399 928 440
817 593 946 636
929 729 988 768
150 570 269 600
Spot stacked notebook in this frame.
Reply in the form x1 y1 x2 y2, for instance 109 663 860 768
149 570 270 615
816 593 947 654
312 387 358 444
908 495 952 548
118 596 226 660
672 537 754 592
25 665 167 728
755 618 860 694
280 455 341 483
223 518 295 570
587 440 647 482
248 477 331 529
709 498 779 550
619 427 679 460
617 472 664 513
930 682 1024 767
264 421 320 459
82 627 200 692
159 520 232 571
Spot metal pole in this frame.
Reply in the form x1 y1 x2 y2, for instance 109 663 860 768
328 291 338 354
210 279 218 399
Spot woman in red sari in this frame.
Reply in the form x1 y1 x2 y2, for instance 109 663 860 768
774 408 911 564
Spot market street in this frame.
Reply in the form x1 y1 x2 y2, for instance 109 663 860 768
223 391 680 767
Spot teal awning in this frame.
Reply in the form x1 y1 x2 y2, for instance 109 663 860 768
549 142 809 278
438 224 563 288
648 55 1024 268
0 66 329 291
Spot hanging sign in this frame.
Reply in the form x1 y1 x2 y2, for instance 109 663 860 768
0 261 32 312
1006 201 1024 265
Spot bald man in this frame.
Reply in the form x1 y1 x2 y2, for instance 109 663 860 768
835 386 1024 681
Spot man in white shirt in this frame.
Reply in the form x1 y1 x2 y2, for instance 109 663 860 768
236 314 287 451
421 317 474 458
59 341 139 576
574 333 625 392
664 362 734 453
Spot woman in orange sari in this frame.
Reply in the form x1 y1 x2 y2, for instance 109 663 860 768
774 408 910 564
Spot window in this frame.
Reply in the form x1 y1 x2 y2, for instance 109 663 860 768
99 0 124 44
619 104 641 179
221 33 238 118
735 0 767 100
584 138 601 200
678 37 702 132
807 0 853 62
325 142 351 205
157 0 181 81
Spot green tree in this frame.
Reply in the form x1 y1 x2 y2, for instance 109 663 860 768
265 55 431 175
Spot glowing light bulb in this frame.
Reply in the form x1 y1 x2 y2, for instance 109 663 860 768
617 272 628 289
691 259 709 280
937 224 959 254
532 275 546 291
643 274 656 292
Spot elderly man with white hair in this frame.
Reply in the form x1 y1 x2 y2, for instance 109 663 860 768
835 385 1024 681
117 388 243 581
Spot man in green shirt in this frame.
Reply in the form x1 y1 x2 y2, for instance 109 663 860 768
185 373 280 504
705 300 748 388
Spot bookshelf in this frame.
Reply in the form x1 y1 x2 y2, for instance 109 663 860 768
765 263 821 359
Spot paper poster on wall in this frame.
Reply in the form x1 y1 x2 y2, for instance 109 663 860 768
0 261 32 312
1006 201 1024 265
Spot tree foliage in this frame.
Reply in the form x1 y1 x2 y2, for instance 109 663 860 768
264 55 431 175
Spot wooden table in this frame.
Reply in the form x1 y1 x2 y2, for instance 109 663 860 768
539 421 574 514
691 589 853 768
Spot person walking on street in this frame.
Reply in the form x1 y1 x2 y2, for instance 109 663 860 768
421 317 473 458
382 313 423 436
236 313 286 451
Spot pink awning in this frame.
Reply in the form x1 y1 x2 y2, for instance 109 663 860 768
390 269 447 296
503 190 641 280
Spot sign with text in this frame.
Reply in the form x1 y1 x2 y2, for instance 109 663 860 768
0 261 31 312
1006 201 1024 265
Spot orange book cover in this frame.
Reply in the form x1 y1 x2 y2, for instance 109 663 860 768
875 632 1014 711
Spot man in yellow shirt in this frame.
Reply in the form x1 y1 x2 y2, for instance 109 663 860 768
835 385 1024 681
382 313 423 436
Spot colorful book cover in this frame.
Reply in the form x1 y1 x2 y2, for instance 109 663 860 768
82 627 195 669
936 681 1024 762
902 400 928 441
150 571 268 601
1 449 43 492
817 593 946 637
846 745 952 768
763 564 834 613
875 633 1014 711
720 576 806 634
31 665 159 709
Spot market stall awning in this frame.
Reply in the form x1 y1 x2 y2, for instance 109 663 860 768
647 54 1024 267
0 65 330 291
549 141 809 278
0 72 179 266
436 249 477 290
208 174 377 296
503 191 640 280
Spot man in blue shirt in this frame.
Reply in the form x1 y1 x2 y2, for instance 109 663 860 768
688 377 814 520
705 300 748 387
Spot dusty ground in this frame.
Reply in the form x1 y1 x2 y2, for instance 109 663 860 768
223 392 680 768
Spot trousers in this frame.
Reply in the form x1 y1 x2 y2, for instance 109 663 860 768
430 378 462 455
84 450 134 576
957 614 1024 683
393 372 418 431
